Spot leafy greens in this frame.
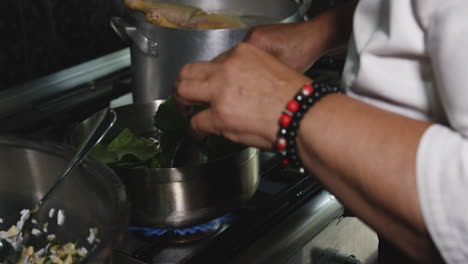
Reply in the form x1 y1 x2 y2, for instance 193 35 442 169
91 97 243 168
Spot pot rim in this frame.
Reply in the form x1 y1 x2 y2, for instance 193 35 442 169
125 0 301 32
111 147 259 182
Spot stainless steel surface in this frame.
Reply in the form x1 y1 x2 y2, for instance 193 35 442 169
112 0 307 102
0 137 129 263
118 147 259 229
72 100 260 228
112 251 147 264
111 17 159 58
0 49 130 120
287 217 378 264
39 108 117 206
0 109 117 261
232 191 344 264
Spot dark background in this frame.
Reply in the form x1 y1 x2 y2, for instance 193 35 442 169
0 0 128 90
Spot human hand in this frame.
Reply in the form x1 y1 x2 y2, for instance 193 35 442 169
174 43 311 150
244 0 360 73
243 21 331 72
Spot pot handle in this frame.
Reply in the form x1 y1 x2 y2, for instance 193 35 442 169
110 16 159 58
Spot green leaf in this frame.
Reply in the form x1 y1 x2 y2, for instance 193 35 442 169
106 128 160 162
153 97 189 136
150 158 161 168
91 143 119 164
91 98 242 169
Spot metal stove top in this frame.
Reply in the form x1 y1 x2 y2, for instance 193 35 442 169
111 153 343 264
0 50 345 264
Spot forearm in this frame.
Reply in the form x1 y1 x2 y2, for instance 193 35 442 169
296 94 442 262
304 0 358 54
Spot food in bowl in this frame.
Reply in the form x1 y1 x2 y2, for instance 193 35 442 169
0 208 99 264
124 0 246 29
0 137 128 264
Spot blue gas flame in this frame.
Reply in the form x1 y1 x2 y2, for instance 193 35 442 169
128 214 236 237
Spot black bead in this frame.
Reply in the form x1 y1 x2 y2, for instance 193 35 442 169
276 80 340 174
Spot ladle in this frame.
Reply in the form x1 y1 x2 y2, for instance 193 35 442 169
0 108 117 261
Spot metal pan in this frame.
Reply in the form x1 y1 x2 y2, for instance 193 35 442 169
0 137 128 263
71 100 260 228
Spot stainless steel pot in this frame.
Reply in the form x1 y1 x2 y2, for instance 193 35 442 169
111 0 311 103
0 137 128 263
71 101 260 228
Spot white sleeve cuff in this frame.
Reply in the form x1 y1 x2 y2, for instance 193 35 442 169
417 124 468 263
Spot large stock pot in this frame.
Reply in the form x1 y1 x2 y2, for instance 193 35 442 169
71 100 260 228
111 0 311 103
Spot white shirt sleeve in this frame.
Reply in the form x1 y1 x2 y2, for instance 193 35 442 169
416 1 468 263
343 1 468 261
417 125 468 264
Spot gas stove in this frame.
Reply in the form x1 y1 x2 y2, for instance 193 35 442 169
0 49 347 264
111 152 343 264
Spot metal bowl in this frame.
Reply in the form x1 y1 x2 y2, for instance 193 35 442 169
71 100 260 228
0 137 128 263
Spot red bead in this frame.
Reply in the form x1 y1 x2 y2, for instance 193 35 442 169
276 138 287 150
279 114 292 128
302 83 314 96
282 159 289 165
286 100 300 113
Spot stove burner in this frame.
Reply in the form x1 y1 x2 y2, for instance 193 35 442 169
168 220 222 244
129 215 233 244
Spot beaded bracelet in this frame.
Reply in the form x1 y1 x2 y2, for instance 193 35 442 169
276 80 341 174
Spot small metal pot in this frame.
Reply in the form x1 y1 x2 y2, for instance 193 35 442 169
71 101 260 228
0 137 129 263
110 0 311 103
